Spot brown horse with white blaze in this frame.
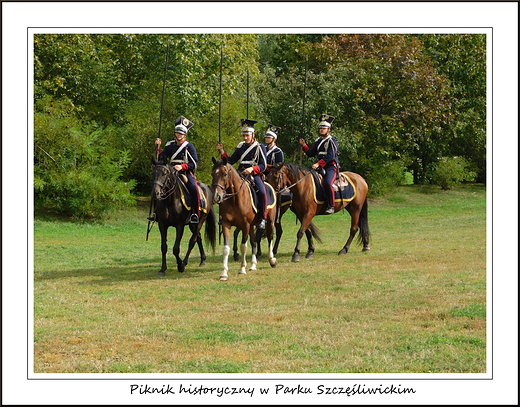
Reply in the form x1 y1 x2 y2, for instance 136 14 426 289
268 162 370 262
211 157 278 281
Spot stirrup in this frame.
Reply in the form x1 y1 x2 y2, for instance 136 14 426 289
325 206 335 214
257 219 266 229
190 214 199 224
147 213 156 221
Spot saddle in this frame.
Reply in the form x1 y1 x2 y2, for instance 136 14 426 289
310 171 356 206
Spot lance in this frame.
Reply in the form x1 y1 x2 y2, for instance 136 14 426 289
299 55 308 165
218 43 224 244
246 69 250 118
147 41 170 241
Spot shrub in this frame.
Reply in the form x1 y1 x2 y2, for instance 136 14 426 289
432 156 477 190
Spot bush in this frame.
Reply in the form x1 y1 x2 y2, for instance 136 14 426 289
432 156 477 190
34 102 137 220
365 160 410 196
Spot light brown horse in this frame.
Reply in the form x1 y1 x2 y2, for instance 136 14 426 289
211 157 278 281
268 162 370 262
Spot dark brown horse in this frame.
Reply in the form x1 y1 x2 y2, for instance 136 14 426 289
151 158 217 276
268 162 370 262
211 157 277 281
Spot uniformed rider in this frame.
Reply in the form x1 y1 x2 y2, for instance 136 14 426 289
263 124 284 175
155 116 201 224
299 114 340 215
216 119 269 229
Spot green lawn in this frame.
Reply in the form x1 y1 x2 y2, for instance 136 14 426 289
33 184 487 373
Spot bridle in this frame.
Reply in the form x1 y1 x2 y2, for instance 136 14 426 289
153 163 178 200
212 164 247 202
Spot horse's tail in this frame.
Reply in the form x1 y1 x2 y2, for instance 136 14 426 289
356 197 370 246
204 206 217 254
308 221 322 244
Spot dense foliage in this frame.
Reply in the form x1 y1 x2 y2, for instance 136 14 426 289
34 33 486 218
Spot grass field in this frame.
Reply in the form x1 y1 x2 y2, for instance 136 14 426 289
33 184 487 373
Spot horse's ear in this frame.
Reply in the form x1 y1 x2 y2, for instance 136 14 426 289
212 157 217 165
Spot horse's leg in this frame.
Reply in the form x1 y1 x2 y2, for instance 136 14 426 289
292 215 313 262
220 226 231 281
266 218 278 268
183 224 205 267
195 231 207 266
338 206 360 255
173 224 186 272
232 227 240 261
305 229 315 259
239 228 250 274
273 221 283 255
158 223 168 276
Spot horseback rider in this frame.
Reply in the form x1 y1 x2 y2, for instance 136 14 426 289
263 124 284 175
216 119 269 229
153 116 201 224
299 114 340 215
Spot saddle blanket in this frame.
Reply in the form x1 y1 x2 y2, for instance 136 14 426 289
177 179 209 213
311 171 356 205
248 182 277 214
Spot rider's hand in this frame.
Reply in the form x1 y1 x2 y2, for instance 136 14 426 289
173 164 183 171
155 138 162 146
242 167 253 175
216 143 224 154
299 138 306 146
312 163 320 170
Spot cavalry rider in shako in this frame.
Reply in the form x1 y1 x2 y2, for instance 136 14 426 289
154 116 201 224
216 119 269 229
263 124 284 175
299 114 340 215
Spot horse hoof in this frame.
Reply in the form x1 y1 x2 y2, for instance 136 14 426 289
178 265 186 273
158 271 165 276
292 254 300 262
362 247 370 252
199 261 206 267
238 268 247 275
219 276 228 281
305 252 314 259
269 258 278 268
233 253 240 262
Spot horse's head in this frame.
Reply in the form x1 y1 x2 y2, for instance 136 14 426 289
152 159 174 200
267 163 288 193
211 156 233 204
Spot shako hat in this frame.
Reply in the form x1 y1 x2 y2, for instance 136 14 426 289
174 116 194 135
241 118 258 134
318 114 335 128
265 124 281 140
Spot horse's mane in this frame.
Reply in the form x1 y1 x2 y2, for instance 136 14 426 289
284 162 312 178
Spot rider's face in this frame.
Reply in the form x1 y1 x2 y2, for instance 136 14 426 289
319 127 330 137
242 132 254 144
175 132 186 142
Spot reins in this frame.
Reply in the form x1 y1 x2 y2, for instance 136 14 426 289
277 170 311 194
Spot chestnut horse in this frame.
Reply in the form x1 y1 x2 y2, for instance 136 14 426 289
211 157 278 281
151 159 217 276
231 191 321 261
268 162 370 262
